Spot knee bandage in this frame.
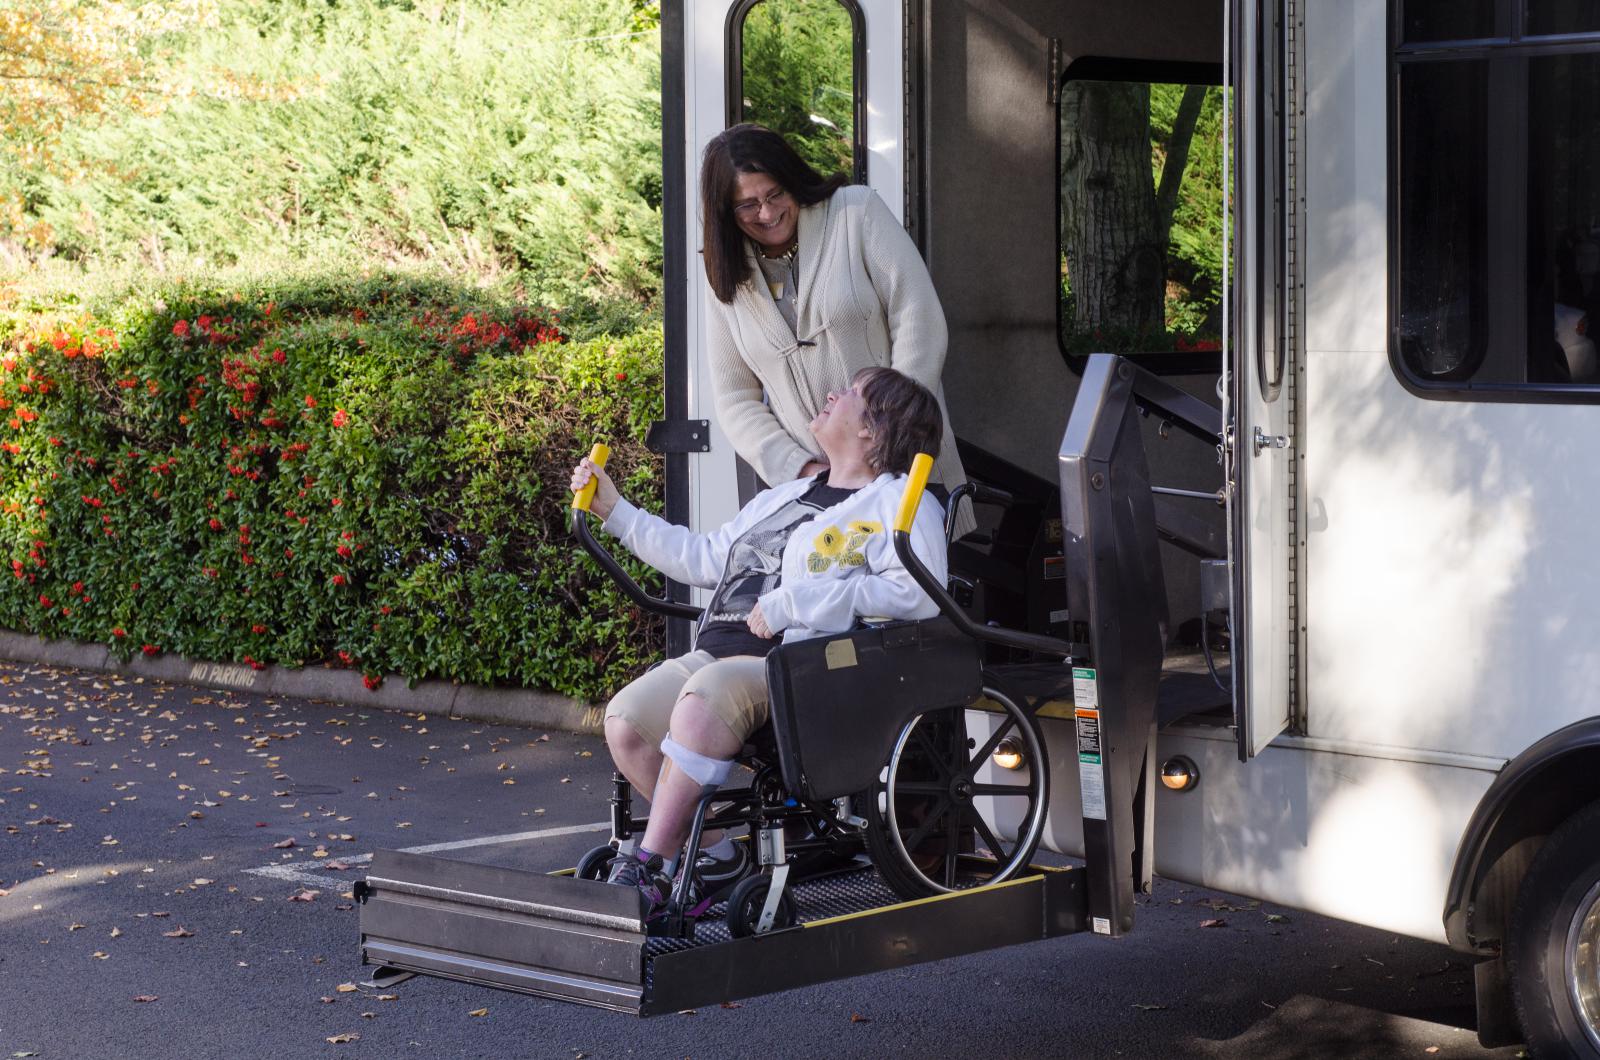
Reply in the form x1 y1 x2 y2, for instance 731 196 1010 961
660 735 734 788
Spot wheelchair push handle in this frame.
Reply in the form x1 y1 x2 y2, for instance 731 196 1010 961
892 453 1074 659
570 442 702 622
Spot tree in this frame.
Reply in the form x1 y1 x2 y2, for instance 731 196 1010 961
1059 80 1217 339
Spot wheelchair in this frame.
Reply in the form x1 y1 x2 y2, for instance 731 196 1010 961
571 448 1064 940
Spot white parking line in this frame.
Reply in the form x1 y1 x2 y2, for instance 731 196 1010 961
241 820 610 889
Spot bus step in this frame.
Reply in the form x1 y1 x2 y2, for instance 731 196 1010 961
357 848 1088 1016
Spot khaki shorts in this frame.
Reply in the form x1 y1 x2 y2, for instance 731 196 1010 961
604 651 770 750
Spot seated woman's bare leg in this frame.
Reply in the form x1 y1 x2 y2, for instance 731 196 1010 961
639 692 742 859
604 715 662 800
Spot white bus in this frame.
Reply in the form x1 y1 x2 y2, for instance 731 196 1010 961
359 2 1600 1052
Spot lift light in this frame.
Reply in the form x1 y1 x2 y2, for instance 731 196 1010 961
1160 756 1199 792
992 736 1026 771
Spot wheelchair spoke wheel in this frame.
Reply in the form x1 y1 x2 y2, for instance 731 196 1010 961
862 683 1049 899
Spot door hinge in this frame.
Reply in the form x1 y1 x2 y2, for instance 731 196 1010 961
646 419 710 455
1047 38 1062 104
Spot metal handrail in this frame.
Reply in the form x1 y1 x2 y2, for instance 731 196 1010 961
571 443 702 622
894 455 1073 659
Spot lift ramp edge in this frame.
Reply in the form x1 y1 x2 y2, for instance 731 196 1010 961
644 867 1087 1015
357 849 1087 1017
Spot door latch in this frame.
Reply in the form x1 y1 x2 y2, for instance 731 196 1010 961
1252 426 1289 456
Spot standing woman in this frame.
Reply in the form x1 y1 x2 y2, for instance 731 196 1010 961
700 124 971 534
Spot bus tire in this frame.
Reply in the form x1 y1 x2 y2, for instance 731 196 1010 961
1508 799 1600 1058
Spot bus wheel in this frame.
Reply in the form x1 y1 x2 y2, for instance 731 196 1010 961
862 683 1048 900
1509 800 1600 1058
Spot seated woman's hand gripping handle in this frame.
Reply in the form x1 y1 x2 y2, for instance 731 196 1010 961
570 443 620 520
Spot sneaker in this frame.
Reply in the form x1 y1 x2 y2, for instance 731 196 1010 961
605 852 668 921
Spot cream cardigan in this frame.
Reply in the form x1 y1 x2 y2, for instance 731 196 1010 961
707 185 971 534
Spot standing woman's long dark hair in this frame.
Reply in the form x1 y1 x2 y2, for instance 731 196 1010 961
700 124 850 303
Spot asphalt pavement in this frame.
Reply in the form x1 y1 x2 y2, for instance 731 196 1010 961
0 660 1527 1059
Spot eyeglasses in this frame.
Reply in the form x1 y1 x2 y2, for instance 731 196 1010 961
731 187 791 219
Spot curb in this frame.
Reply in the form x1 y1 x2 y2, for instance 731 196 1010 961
0 630 603 735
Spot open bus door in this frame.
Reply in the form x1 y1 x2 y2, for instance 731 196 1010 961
1228 0 1294 759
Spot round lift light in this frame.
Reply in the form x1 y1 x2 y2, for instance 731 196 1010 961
1160 755 1199 792
992 736 1026 771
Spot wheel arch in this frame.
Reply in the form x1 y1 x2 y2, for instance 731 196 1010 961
1445 717 1600 955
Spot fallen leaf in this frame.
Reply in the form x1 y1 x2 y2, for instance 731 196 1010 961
272 838 296 849
68 923 86 931
335 983 359 994
1425 1049 1440 1055
162 926 193 938
469 1008 489 1017
92 951 109 959
325 1033 360 1044
1264 912 1289 924
193 878 213 887
719 1001 742 1009
850 1013 871 1023
376 994 397 1002
110 927 122 938
325 861 352 871
289 890 319 902
1198 918 1226 929
1132 1003 1167 1011
132 995 158 1003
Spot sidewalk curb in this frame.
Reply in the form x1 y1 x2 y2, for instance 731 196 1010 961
0 630 603 735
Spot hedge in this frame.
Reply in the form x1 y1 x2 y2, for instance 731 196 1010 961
0 274 666 702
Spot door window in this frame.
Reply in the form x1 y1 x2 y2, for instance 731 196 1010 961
1057 67 1226 370
730 0 864 183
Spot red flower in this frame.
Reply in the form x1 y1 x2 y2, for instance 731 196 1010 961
615 371 627 382
284 547 294 559
379 605 391 615
208 517 222 531
336 544 352 558
38 594 51 608
330 497 342 507
172 320 190 337
142 644 159 655
271 348 285 365
304 395 317 408
251 623 266 634
332 408 348 429
111 627 125 638
332 574 346 586
337 650 353 665
70 581 83 594
363 673 382 691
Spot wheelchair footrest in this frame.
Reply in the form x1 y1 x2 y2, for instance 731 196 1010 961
358 848 1088 1016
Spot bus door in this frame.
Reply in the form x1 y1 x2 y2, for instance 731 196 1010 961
664 0 904 564
1228 0 1294 759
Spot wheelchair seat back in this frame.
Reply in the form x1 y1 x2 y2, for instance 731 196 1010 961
764 616 983 803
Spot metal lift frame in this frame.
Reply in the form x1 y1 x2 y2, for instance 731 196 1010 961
355 353 1218 1013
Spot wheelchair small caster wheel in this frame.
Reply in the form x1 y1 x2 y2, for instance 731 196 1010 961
575 844 616 882
726 874 797 937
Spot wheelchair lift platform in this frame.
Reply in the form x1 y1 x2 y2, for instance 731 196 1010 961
356 849 1086 1015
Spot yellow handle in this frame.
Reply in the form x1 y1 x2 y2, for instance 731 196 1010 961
893 453 935 533
573 443 611 512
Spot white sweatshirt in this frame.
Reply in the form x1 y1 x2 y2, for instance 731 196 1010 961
601 472 948 644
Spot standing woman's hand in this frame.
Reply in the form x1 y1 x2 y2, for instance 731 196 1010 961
569 458 621 520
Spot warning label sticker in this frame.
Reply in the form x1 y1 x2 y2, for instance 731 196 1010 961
1072 667 1098 709
1076 707 1106 820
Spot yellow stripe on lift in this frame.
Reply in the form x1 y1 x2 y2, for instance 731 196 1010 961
801 871 1043 929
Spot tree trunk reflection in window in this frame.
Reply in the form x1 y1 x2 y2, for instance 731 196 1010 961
1058 79 1225 357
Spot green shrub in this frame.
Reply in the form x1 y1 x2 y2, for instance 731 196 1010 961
0 272 666 702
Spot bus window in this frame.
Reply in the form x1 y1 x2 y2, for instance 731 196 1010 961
1393 4 1600 393
730 0 864 184
1403 0 1496 42
1058 74 1226 366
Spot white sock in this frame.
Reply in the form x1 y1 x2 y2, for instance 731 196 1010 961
704 835 737 861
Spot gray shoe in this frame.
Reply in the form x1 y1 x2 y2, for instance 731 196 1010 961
605 852 668 920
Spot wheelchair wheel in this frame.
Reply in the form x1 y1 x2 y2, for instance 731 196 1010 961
575 844 616 882
725 874 798 938
863 682 1049 898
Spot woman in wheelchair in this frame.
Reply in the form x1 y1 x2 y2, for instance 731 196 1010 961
567 366 948 924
